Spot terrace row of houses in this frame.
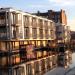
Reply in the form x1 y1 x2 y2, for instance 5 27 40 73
0 7 70 44
33 9 70 43
0 8 56 41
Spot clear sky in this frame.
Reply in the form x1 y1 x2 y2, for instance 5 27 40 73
0 0 75 31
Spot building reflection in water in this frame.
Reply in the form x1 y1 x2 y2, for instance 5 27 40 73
0 50 72 75
57 50 72 68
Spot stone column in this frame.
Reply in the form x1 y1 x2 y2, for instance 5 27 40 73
43 21 45 39
5 11 9 39
48 22 51 39
29 16 32 39
21 14 24 39
36 19 40 39
8 11 12 40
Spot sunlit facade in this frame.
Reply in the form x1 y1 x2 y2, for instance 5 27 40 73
33 9 71 44
0 8 56 41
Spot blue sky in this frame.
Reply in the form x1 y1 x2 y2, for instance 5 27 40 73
0 0 75 30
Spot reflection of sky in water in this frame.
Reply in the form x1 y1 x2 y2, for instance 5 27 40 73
70 53 75 68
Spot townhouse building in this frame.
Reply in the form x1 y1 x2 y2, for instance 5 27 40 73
0 8 56 40
34 9 71 44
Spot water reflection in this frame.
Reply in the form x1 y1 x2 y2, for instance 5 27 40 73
0 50 73 75
57 50 72 68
